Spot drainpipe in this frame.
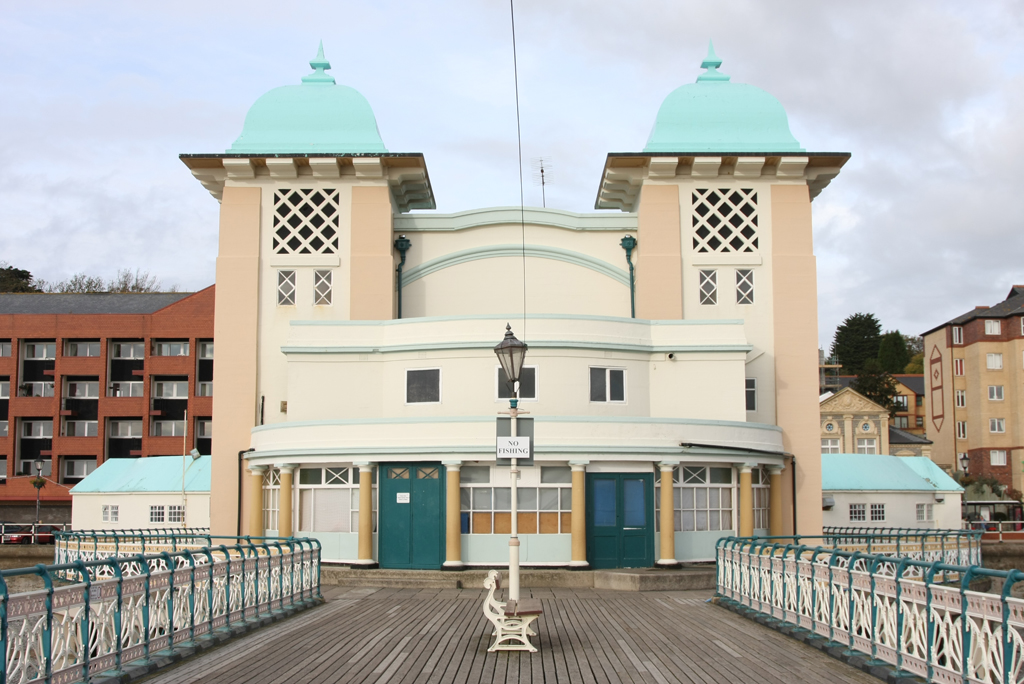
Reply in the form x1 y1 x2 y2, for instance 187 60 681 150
620 234 637 318
394 234 411 319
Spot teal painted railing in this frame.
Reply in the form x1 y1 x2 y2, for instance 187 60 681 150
2 534 321 684
715 535 1023 683
819 528 983 566
54 529 213 568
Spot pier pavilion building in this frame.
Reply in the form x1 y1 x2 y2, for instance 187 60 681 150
181 43 848 568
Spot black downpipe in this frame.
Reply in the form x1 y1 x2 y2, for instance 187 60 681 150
394 235 411 319
620 235 637 318
791 454 798 534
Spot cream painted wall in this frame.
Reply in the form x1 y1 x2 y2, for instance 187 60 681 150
823 491 961 530
924 330 954 470
72 493 210 530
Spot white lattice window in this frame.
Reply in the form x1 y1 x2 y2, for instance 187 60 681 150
298 466 375 534
870 503 885 521
263 468 280 531
692 188 758 253
752 468 770 530
277 270 296 306
952 326 963 344
849 503 865 521
699 270 717 305
669 465 735 532
273 188 340 254
956 422 967 439
736 269 754 304
916 503 933 522
314 270 333 306
955 390 966 408
822 438 840 454
149 505 165 524
168 505 185 523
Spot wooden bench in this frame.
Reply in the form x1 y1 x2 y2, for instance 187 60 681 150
482 569 543 652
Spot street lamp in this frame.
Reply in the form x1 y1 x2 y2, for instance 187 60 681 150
494 324 527 602
960 453 970 473
33 458 43 527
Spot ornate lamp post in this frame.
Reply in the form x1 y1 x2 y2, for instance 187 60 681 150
33 458 44 528
494 324 527 601
960 453 970 474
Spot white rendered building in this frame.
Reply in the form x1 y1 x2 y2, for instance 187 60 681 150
181 44 847 568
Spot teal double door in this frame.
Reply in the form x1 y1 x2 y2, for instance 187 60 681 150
586 473 654 569
379 463 445 569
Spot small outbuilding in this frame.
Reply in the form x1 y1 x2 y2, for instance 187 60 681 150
70 455 211 530
822 453 962 529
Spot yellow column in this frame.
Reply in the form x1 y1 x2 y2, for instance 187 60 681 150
738 464 754 537
569 461 589 568
657 462 680 567
768 465 785 537
247 465 266 538
354 463 377 567
277 465 296 538
444 462 463 569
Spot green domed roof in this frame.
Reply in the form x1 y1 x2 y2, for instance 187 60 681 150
228 43 387 154
644 43 803 154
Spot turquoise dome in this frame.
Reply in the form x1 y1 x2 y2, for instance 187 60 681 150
644 43 803 153
228 43 387 154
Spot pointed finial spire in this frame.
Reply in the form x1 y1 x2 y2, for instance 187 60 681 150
696 40 730 82
302 41 336 85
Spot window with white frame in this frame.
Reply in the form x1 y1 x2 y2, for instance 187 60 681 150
65 341 100 357
985 320 1001 335
894 416 909 428
916 503 934 522
692 188 758 253
197 419 212 439
497 366 537 400
893 395 908 410
0 341 10 356
955 390 966 408
672 466 734 532
954 358 964 376
152 420 185 437
698 270 717 305
461 465 571 534
0 458 5 480
849 503 866 521
988 353 1003 370
20 381 54 397
956 421 967 439
153 379 188 398
153 341 189 357
102 504 119 523
272 188 340 254
952 326 963 345
745 378 756 411
736 269 754 304
110 342 144 359
298 466 376 534
197 381 213 397
23 342 56 360
109 420 143 438
109 381 143 397
313 270 333 306
0 422 7 438
199 341 214 359
64 459 96 481
65 379 99 399
168 505 185 523
63 420 98 437
856 438 877 454
752 468 770 530
149 505 165 524
871 503 885 521
822 439 841 454
277 270 296 306
406 368 441 403
22 420 52 438
590 367 626 403
0 379 9 398
989 385 1004 401
990 418 1006 433
263 469 280 531
991 450 1007 466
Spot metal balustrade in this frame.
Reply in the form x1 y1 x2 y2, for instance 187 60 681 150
715 535 1024 684
1 535 321 684
54 529 213 567
819 528 983 566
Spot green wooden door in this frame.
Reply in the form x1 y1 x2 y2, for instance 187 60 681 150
586 473 654 569
379 464 445 569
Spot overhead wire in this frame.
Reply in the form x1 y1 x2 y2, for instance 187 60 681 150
509 0 527 341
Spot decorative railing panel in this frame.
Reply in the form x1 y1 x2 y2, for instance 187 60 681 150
1 536 321 684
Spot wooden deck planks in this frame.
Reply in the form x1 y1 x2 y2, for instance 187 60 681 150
140 587 880 684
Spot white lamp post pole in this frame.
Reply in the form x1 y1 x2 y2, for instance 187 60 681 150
494 324 528 603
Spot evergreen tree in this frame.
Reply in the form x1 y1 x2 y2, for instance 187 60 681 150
877 330 910 373
829 313 882 375
904 352 925 374
0 263 41 293
853 359 899 417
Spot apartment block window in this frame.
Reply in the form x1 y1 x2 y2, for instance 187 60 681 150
698 270 717 305
110 342 144 359
149 505 165 524
916 503 934 522
822 438 841 454
744 378 757 411
63 421 98 437
197 381 213 397
990 418 1006 433
856 438 877 454
870 503 886 521
199 341 214 359
916 416 924 427
277 270 296 306
955 390 966 408
989 385 1004 401
498 366 537 400
314 270 333 306
849 503 866 522
0 380 8 398
153 380 188 398
0 458 6 481
954 359 964 376
406 369 441 404
991 450 1008 466
985 320 1001 335
197 419 212 439
0 340 10 356
153 341 189 357
736 269 754 304
109 381 143 397
988 353 1003 370
64 459 97 481
19 381 54 397
168 505 185 523
65 341 100 357
952 327 963 345
109 420 143 438
590 367 626 403
894 416 909 428
102 505 119 523
893 395 908 410
152 420 186 437
66 380 99 398
956 422 967 439
23 342 56 360
23 420 53 439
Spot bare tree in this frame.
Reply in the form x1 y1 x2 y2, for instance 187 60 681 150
43 273 107 293
37 268 177 294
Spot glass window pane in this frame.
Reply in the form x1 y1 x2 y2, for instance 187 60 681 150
674 510 682 532
709 511 721 531
673 488 681 509
460 488 471 510
560 488 572 510
460 466 490 484
695 488 708 509
682 510 695 531
590 368 606 402
517 367 536 399
623 479 645 527
709 467 732 484
722 510 733 530
518 487 537 510
299 490 313 531
709 488 720 509
696 510 708 531
299 468 322 485
721 488 733 508
539 488 559 511
540 466 572 484
681 488 694 509
406 369 441 403
683 467 706 484
494 488 511 510
593 479 617 526
314 488 350 533
473 488 492 510
609 370 625 402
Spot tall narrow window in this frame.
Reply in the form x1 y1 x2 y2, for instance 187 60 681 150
745 378 756 411
952 326 963 345
314 270 333 306
699 270 717 305
955 390 966 408
277 270 296 306
953 359 964 376
956 421 967 439
735 269 754 304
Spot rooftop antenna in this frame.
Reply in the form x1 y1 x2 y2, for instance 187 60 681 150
531 157 552 208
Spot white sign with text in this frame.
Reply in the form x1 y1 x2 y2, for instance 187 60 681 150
496 436 531 460
396 492 410 503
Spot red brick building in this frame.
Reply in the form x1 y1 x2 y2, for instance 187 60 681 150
0 287 214 522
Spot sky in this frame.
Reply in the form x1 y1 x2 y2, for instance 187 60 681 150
1 1 1022 349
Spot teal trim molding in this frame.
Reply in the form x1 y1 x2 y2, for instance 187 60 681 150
402 244 629 287
393 206 637 233
281 340 752 355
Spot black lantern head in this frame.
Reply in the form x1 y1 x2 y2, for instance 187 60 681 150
493 324 528 386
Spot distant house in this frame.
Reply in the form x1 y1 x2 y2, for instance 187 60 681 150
822 454 962 529
70 455 211 530
820 387 932 458
833 374 927 436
